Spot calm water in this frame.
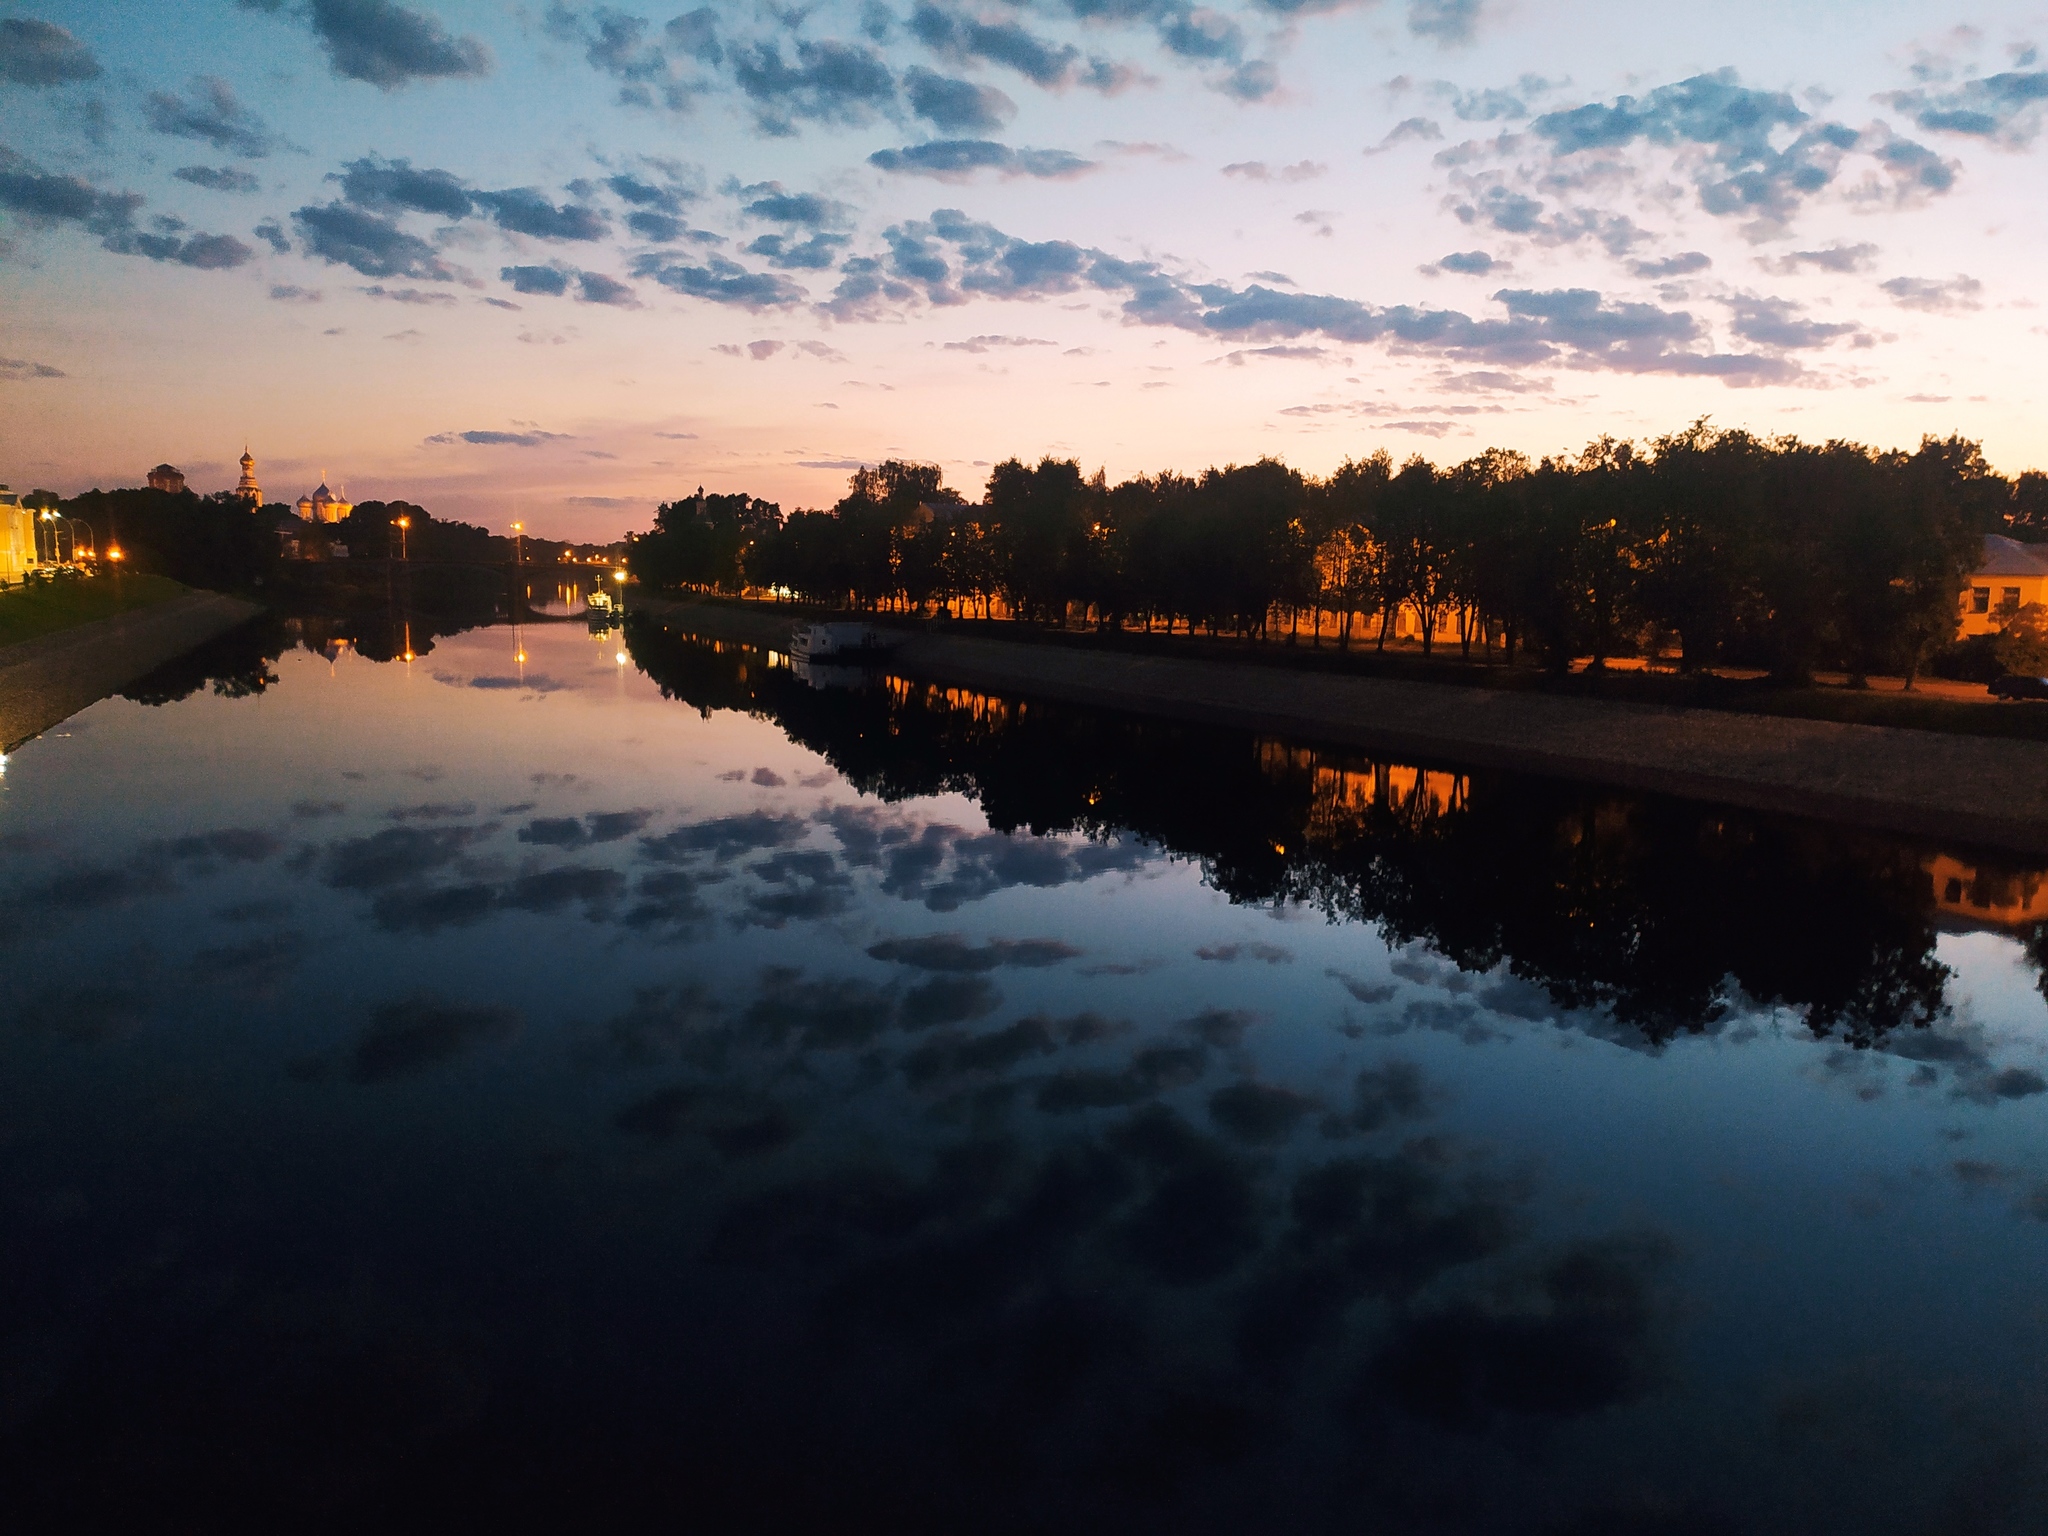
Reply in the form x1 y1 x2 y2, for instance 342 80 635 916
6 616 2048 1533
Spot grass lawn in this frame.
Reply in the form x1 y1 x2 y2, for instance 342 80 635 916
0 573 187 650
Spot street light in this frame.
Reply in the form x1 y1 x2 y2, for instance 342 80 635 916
394 515 410 562
511 521 524 566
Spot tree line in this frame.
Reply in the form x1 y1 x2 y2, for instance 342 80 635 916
627 426 2048 685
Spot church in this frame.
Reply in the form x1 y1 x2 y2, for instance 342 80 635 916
296 475 353 523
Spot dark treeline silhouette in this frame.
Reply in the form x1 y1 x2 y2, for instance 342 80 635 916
334 501 617 566
626 620 1967 1044
55 487 279 589
628 427 2048 685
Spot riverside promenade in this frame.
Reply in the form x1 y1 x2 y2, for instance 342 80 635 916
0 591 261 752
635 595 2048 854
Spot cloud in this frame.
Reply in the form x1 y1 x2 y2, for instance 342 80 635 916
942 333 1056 352
746 232 850 269
904 65 1015 132
840 208 1807 385
302 0 492 89
1196 941 1294 964
735 183 852 227
632 252 807 309
254 219 290 253
1434 249 1496 274
503 263 569 296
324 824 492 889
1363 116 1443 153
1760 242 1878 275
1222 159 1326 182
911 5 1081 88
866 934 1082 971
338 153 473 217
348 995 518 1082
473 187 607 241
0 148 261 269
1528 69 1938 234
644 809 810 862
578 270 636 305
173 165 261 193
1408 0 1483 45
425 429 569 446
0 356 66 379
1217 60 1279 103
1207 1081 1313 1143
360 284 456 305
145 76 275 156
1722 294 1859 349
1883 69 2048 146
729 37 895 132
1881 273 1983 311
293 200 454 279
868 140 1097 180
1629 251 1710 278
0 17 100 84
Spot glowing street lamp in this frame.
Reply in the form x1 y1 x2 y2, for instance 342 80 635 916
394 515 411 562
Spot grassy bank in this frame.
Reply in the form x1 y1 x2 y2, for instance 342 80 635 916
667 591 2048 745
0 573 187 650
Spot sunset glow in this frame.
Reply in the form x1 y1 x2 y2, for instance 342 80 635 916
3 1 2044 535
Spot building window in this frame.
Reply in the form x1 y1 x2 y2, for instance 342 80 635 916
2003 587 2022 612
1973 587 1991 613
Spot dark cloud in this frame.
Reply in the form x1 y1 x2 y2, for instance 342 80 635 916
745 231 848 270
730 37 895 132
1952 1067 2048 1105
23 858 176 911
607 172 690 211
743 967 898 1049
578 270 637 305
145 76 275 157
632 252 807 308
359 284 456 306
1195 941 1294 964
0 17 101 84
866 934 1082 971
826 812 1148 912
1349 1060 1433 1130
473 187 608 241
1370 1236 1671 1429
614 1084 798 1158
904 65 1016 132
1433 249 1496 275
1208 1082 1314 1144
1037 1042 1209 1112
735 182 852 228
900 974 1003 1029
1217 60 1279 102
518 815 587 846
1883 69 2048 146
338 154 473 217
1881 274 1983 312
503 263 569 295
742 848 856 926
868 140 1097 180
546 3 719 110
294 200 453 279
254 219 291 253
349 995 519 1082
1364 115 1443 152
324 824 492 889
910 5 1078 88
644 810 811 862
173 165 261 194
900 1017 1060 1087
302 0 492 89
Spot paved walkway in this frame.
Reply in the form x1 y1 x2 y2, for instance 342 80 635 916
637 598 2048 852
0 592 262 752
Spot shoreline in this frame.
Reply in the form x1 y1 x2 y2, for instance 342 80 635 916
634 594 2048 855
0 591 264 752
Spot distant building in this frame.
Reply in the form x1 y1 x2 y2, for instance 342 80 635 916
295 475 353 524
147 463 186 493
233 448 262 509
1958 535 2048 637
0 486 40 585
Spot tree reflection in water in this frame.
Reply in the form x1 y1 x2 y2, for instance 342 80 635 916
628 618 2004 1046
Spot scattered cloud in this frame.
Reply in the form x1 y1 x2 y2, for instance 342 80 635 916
1760 243 1878 275
1883 69 2048 147
0 17 100 85
1881 274 1984 312
904 65 1016 132
0 355 65 379
1223 159 1326 182
145 76 275 157
360 283 456 305
294 0 493 90
425 428 570 446
294 200 453 280
942 333 1056 352
173 165 261 194
869 140 1097 180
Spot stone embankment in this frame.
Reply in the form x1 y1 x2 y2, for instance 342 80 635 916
0 591 262 751
635 595 2048 854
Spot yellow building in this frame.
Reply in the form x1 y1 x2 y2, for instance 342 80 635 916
1958 535 2048 637
295 476 353 523
233 448 262 509
0 486 41 585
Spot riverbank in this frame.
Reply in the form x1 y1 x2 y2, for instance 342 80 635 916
634 594 2048 854
0 591 264 751
0 572 186 650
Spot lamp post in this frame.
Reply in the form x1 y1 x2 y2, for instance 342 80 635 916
107 545 123 593
613 567 627 620
394 515 410 563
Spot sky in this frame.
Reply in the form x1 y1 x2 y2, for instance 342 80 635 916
1 0 2045 538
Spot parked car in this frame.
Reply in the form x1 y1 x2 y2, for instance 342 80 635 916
1989 674 2048 699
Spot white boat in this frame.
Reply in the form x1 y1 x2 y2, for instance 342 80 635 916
788 621 895 660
